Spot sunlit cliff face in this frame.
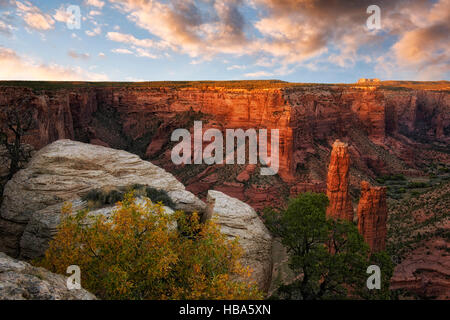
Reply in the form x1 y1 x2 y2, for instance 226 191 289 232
0 84 448 211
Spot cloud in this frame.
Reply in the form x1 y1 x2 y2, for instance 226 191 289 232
134 47 157 59
0 0 14 34
53 5 71 24
4 0 449 80
15 0 54 30
89 10 102 16
243 71 273 78
227 64 246 70
108 0 251 58
86 26 101 36
376 0 450 79
111 47 157 59
0 17 14 35
111 48 133 55
68 50 90 60
106 31 154 48
0 46 108 80
105 0 448 79
85 0 104 9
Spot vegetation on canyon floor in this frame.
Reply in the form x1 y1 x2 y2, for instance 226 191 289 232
387 180 450 264
36 191 262 300
263 192 393 300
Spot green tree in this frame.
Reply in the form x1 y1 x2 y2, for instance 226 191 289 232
264 192 393 300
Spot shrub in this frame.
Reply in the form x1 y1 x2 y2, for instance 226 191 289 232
144 186 176 208
82 185 176 210
407 182 429 189
36 192 261 300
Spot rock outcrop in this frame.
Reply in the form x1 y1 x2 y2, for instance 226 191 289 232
390 238 450 299
326 140 354 221
206 190 273 292
0 139 206 258
0 252 96 300
388 181 450 299
357 181 388 252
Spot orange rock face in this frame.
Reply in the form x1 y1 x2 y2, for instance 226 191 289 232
0 85 448 211
326 140 354 221
357 181 388 252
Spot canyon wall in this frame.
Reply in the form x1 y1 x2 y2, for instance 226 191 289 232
0 85 449 211
0 83 449 298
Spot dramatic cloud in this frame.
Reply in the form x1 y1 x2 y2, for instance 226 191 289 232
2 0 449 80
378 0 450 79
105 0 449 79
109 0 251 58
0 46 108 80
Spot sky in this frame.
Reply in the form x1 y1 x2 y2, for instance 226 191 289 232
0 0 449 83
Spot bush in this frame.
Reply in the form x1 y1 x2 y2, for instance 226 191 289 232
144 186 176 208
407 182 429 189
82 185 176 209
36 192 262 300
82 188 125 209
377 174 406 184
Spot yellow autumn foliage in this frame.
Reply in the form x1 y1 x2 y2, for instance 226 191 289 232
36 192 262 300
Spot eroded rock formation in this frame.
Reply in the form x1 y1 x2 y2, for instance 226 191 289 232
390 238 450 299
0 140 272 293
0 252 96 300
357 181 388 253
0 140 206 258
206 190 273 291
326 140 354 221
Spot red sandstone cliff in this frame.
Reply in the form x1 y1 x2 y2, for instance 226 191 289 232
357 181 388 253
0 84 449 210
326 140 354 221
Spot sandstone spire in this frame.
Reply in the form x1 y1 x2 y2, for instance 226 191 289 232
357 181 388 252
326 140 354 221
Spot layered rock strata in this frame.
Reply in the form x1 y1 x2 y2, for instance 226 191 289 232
357 181 388 252
326 140 354 221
